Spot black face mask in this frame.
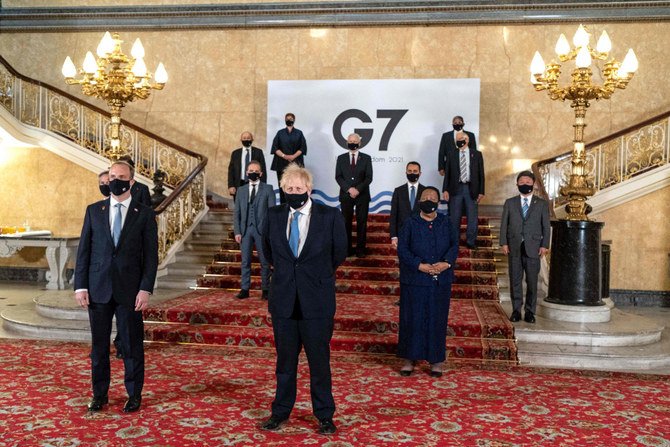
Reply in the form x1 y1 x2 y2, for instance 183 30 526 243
285 192 308 210
347 143 359 150
456 140 467 148
518 184 534 195
419 200 438 214
242 140 253 147
406 173 420 183
285 120 294 127
109 179 131 196
453 124 464 131
99 184 110 197
247 172 260 182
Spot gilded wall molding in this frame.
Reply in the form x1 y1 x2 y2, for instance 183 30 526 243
2 1 670 31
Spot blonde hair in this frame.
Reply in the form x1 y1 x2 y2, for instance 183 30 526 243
280 163 313 190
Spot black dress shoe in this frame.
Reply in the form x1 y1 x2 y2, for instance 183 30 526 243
509 310 521 322
318 418 337 435
430 370 443 378
236 289 249 299
260 415 287 431
123 396 142 413
399 369 412 377
524 312 536 324
261 290 269 300
88 395 108 412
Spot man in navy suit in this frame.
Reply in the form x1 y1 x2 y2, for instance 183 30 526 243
389 161 426 249
441 131 485 249
233 160 276 299
335 133 373 257
261 164 347 435
75 160 158 414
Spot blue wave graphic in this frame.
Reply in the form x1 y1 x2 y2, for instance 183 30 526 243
275 189 394 213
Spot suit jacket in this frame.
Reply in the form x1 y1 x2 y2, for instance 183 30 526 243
499 194 551 259
442 146 485 200
389 183 426 239
233 182 275 237
262 201 347 319
74 198 159 305
335 152 373 202
438 130 477 173
397 213 459 287
270 128 307 173
227 146 268 188
131 182 152 208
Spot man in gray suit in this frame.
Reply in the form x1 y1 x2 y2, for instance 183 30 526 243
500 170 551 324
234 160 276 300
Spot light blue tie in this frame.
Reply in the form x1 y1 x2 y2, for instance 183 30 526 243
289 211 301 257
522 198 529 219
113 203 123 246
409 185 416 209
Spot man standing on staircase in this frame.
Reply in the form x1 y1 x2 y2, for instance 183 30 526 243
441 130 485 249
261 164 347 435
500 170 551 324
233 160 275 300
227 131 268 199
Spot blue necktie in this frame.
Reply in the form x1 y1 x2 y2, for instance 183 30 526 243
289 211 301 257
409 185 416 209
113 203 123 246
522 198 529 219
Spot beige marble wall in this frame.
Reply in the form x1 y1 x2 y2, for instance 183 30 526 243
592 187 670 292
2 23 668 204
1 23 669 288
0 146 100 267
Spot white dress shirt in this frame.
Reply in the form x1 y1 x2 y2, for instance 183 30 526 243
520 193 533 209
248 180 260 202
109 195 132 235
286 198 312 256
241 147 251 182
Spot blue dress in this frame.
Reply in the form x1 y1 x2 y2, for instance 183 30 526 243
397 213 459 363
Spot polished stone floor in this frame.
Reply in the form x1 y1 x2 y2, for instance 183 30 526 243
1 281 668 375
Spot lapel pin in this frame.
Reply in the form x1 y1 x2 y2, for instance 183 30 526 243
134 208 139 212
102 206 106 210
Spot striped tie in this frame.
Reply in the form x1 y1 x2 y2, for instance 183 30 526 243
459 150 468 183
522 198 529 219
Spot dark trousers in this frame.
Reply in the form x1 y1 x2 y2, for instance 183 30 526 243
508 242 541 315
271 299 335 420
240 226 270 290
448 182 478 246
340 197 369 255
88 298 145 398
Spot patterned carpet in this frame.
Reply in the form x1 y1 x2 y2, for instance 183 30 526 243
1 338 669 447
145 213 517 362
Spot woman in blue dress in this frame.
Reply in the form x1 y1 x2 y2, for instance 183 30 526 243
397 186 459 377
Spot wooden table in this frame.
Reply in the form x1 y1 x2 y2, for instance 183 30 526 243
0 235 80 290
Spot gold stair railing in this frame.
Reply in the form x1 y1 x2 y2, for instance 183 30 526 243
532 111 670 215
0 55 208 266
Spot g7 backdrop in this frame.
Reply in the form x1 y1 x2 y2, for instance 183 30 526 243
266 79 480 212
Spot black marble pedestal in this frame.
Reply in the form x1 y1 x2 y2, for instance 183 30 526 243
546 220 605 306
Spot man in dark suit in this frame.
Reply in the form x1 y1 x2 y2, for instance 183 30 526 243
233 160 275 300
75 160 158 414
438 115 477 177
270 113 307 204
389 161 426 250
261 164 347 435
500 171 551 324
441 131 485 249
227 131 268 198
118 155 152 208
335 133 373 257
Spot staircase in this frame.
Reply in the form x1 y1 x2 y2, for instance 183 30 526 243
144 211 519 363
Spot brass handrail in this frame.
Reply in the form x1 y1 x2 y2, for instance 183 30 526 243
0 55 208 264
532 110 670 217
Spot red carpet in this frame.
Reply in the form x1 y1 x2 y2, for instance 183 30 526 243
1 338 669 447
147 212 516 361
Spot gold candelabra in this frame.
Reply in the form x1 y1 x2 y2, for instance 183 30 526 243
62 32 168 160
531 25 638 221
